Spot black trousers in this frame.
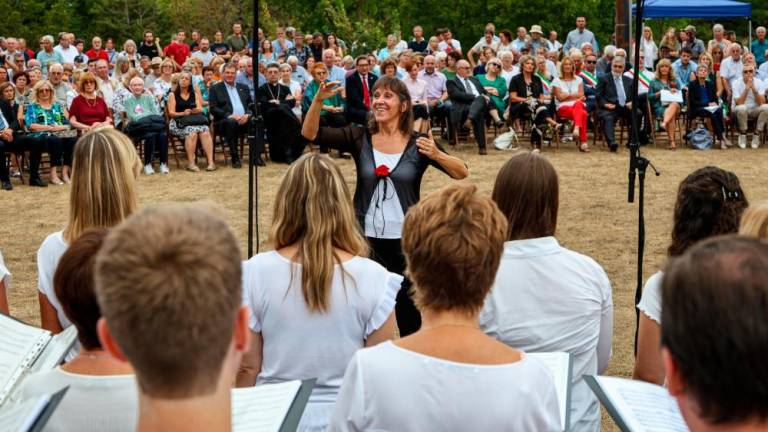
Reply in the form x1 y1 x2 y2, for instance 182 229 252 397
694 107 726 139
599 106 632 148
216 118 250 162
29 134 75 167
264 106 304 163
142 132 169 165
454 97 489 149
510 102 552 145
319 113 348 153
367 237 421 336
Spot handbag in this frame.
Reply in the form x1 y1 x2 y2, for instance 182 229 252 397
175 113 209 128
688 126 713 150
125 114 166 137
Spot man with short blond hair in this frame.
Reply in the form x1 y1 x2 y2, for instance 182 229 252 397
95 204 249 432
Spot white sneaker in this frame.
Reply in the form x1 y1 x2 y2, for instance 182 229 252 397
738 134 747 149
751 134 761 149
159 163 170 174
143 164 154 175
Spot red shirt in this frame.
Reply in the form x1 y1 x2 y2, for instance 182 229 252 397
69 95 110 126
86 49 110 62
164 42 190 67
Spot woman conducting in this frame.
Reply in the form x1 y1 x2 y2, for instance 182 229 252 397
301 76 468 336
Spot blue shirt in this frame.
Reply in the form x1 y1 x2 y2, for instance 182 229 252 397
328 65 347 87
672 59 697 86
225 82 245 116
752 39 768 65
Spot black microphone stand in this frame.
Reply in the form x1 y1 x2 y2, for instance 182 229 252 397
248 0 262 258
629 0 660 353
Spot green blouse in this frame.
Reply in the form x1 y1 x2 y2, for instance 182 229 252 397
302 80 345 115
477 74 508 112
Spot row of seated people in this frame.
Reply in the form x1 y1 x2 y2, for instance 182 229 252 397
0 61 296 190
4 128 767 430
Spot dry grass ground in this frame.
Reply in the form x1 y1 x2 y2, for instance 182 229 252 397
2 136 767 430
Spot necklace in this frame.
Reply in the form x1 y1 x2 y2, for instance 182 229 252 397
266 82 281 101
85 95 97 107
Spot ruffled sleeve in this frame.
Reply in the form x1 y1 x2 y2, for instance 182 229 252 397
242 258 263 333
637 271 663 324
364 272 402 337
0 250 10 291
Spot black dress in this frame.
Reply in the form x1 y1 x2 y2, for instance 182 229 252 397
508 74 554 145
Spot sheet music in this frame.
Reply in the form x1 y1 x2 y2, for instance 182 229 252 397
31 326 78 373
595 376 688 432
0 315 49 404
660 89 683 104
528 352 570 430
231 380 302 432
0 394 50 432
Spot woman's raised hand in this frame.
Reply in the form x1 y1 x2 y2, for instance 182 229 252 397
317 81 342 100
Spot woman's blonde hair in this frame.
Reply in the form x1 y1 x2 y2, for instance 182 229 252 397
270 153 368 313
559 56 575 79
31 79 55 103
655 58 677 81
64 127 140 242
739 202 768 240
76 72 98 94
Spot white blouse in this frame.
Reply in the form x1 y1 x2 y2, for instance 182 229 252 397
37 231 70 328
244 251 401 431
552 76 583 108
364 150 404 239
20 367 138 432
479 237 613 432
328 341 562 431
0 249 10 291
637 270 664 324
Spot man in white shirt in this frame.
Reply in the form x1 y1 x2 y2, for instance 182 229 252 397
323 49 347 95
720 43 744 95
190 38 215 66
96 204 250 432
547 30 563 54
468 29 499 67
54 32 78 65
438 29 462 54
731 64 768 148
95 59 118 107
511 27 528 52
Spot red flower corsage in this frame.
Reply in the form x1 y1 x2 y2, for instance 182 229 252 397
374 164 390 178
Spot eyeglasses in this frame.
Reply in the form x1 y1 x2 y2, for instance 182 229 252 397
357 63 369 67
84 81 96 85
38 89 51 93
586 60 597 64
488 63 500 67
316 71 327 75
744 70 755 74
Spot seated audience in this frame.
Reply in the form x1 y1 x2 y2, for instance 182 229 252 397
13 71 31 105
635 166 748 384
553 57 589 151
661 235 768 431
476 57 508 128
688 64 730 149
68 72 112 132
345 55 377 125
209 62 254 167
648 59 684 149
168 71 215 172
739 202 768 240
38 127 140 339
480 152 612 432
123 77 169 175
25 80 77 185
0 82 46 189
508 55 556 148
302 63 346 131
22 229 137 432
329 184 561 431
279 63 302 119
732 64 768 149
720 43 744 94
95 204 248 432
446 59 494 154
257 63 303 164
596 56 634 151
402 60 430 133
238 153 398 431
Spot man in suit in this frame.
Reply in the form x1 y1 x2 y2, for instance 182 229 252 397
596 56 634 152
346 55 377 125
209 62 255 167
257 63 303 164
446 59 492 154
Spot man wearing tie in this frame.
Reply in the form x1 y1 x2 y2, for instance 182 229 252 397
596 57 634 152
446 60 491 154
346 55 377 125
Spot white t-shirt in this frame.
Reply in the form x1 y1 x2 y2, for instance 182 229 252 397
0 249 10 291
438 39 462 53
364 150 404 239
328 341 562 432
637 270 664 324
20 367 137 432
732 77 766 109
479 237 613 432
37 231 70 328
552 76 583 108
54 45 79 65
244 251 401 431
501 66 521 92
720 57 744 88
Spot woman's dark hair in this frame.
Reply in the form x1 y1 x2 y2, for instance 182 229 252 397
447 51 462 65
0 82 14 99
499 29 513 42
380 58 397 74
12 71 28 85
53 228 109 349
668 166 748 257
367 75 414 136
492 152 559 240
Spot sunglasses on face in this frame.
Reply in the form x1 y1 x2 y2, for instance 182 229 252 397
744 70 755 74
38 89 51 93
586 60 597 64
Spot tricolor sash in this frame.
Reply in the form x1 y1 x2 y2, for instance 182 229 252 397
627 68 651 88
579 70 597 87
536 72 552 93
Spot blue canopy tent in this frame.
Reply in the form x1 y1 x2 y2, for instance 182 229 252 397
631 0 753 45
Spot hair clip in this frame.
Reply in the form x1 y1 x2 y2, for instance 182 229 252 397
722 186 740 202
